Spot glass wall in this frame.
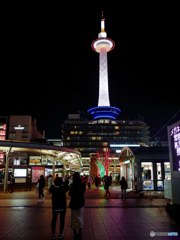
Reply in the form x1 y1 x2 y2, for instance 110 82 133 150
164 162 171 180
157 163 163 190
141 162 154 190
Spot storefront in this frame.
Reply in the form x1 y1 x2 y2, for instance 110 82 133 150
0 140 82 192
119 147 135 189
133 146 170 191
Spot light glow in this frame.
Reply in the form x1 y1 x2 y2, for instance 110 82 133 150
116 150 122 153
110 144 140 147
14 125 24 130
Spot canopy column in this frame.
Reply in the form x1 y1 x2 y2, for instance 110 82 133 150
4 147 12 193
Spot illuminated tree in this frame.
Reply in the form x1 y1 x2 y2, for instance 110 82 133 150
94 146 115 176
94 159 105 178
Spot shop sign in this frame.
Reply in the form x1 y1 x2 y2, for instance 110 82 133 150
170 124 180 171
69 165 78 169
164 179 172 199
14 125 24 130
42 156 47 164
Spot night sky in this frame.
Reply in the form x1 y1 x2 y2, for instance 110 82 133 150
1 3 179 140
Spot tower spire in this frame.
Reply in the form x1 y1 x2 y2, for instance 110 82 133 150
88 13 121 120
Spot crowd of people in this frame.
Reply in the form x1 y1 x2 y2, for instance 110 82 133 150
35 173 127 240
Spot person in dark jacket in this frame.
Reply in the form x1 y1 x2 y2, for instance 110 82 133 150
120 176 128 199
38 175 45 202
49 177 69 240
69 172 86 240
104 175 111 197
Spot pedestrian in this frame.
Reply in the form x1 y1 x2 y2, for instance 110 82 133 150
38 175 45 202
104 176 111 197
54 173 59 182
87 175 92 189
120 176 128 199
69 172 86 240
49 177 69 240
9 175 15 193
109 173 112 186
95 175 100 188
48 174 53 190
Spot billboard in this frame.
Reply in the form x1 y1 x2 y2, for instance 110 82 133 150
14 169 27 177
168 120 180 205
170 124 180 171
31 166 45 183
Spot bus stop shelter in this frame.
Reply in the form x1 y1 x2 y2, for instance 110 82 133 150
0 140 82 192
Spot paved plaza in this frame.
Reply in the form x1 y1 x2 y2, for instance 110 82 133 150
0 186 179 240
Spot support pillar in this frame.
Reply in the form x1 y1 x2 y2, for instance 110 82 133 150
52 160 55 180
4 147 12 193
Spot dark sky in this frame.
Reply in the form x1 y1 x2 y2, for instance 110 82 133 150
1 3 179 140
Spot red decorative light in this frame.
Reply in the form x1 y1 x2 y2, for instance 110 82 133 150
94 146 115 176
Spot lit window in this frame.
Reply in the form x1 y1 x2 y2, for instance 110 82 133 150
115 126 119 129
92 137 96 140
70 131 74 134
67 137 70 140
79 132 82 134
116 132 120 135
105 120 109 123
74 126 76 129
97 137 101 140
75 132 78 134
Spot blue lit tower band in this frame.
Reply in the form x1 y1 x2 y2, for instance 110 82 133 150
87 13 121 120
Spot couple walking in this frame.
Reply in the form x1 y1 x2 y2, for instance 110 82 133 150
49 172 86 240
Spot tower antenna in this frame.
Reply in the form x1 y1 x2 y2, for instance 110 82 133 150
102 11 103 18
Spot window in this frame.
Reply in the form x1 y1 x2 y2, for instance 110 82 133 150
75 132 78 134
70 131 74 134
115 126 119 129
92 137 96 140
67 137 70 140
141 162 154 190
157 163 163 190
79 132 82 134
97 137 101 140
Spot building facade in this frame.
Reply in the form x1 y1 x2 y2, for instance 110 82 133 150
62 115 150 176
8 115 45 142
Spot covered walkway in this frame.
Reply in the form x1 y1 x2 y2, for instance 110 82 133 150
0 141 82 192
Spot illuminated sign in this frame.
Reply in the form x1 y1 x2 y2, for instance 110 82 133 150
14 125 24 130
14 169 27 177
110 144 140 147
170 124 180 171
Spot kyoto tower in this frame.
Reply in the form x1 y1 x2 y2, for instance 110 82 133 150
87 12 121 120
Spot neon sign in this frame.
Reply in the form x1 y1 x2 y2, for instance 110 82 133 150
170 124 180 171
14 125 24 130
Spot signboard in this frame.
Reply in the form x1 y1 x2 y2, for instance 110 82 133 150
14 169 27 177
69 165 78 169
168 120 180 205
164 179 172 199
31 167 45 183
170 124 180 171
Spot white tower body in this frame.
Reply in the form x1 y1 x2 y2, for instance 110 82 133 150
88 14 120 120
98 47 110 106
91 17 115 107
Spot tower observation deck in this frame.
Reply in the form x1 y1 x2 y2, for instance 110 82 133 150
87 13 121 120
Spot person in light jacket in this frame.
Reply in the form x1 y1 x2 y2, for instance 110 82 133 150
48 174 53 190
69 172 86 240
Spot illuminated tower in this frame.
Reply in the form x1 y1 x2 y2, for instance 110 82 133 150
87 12 121 119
